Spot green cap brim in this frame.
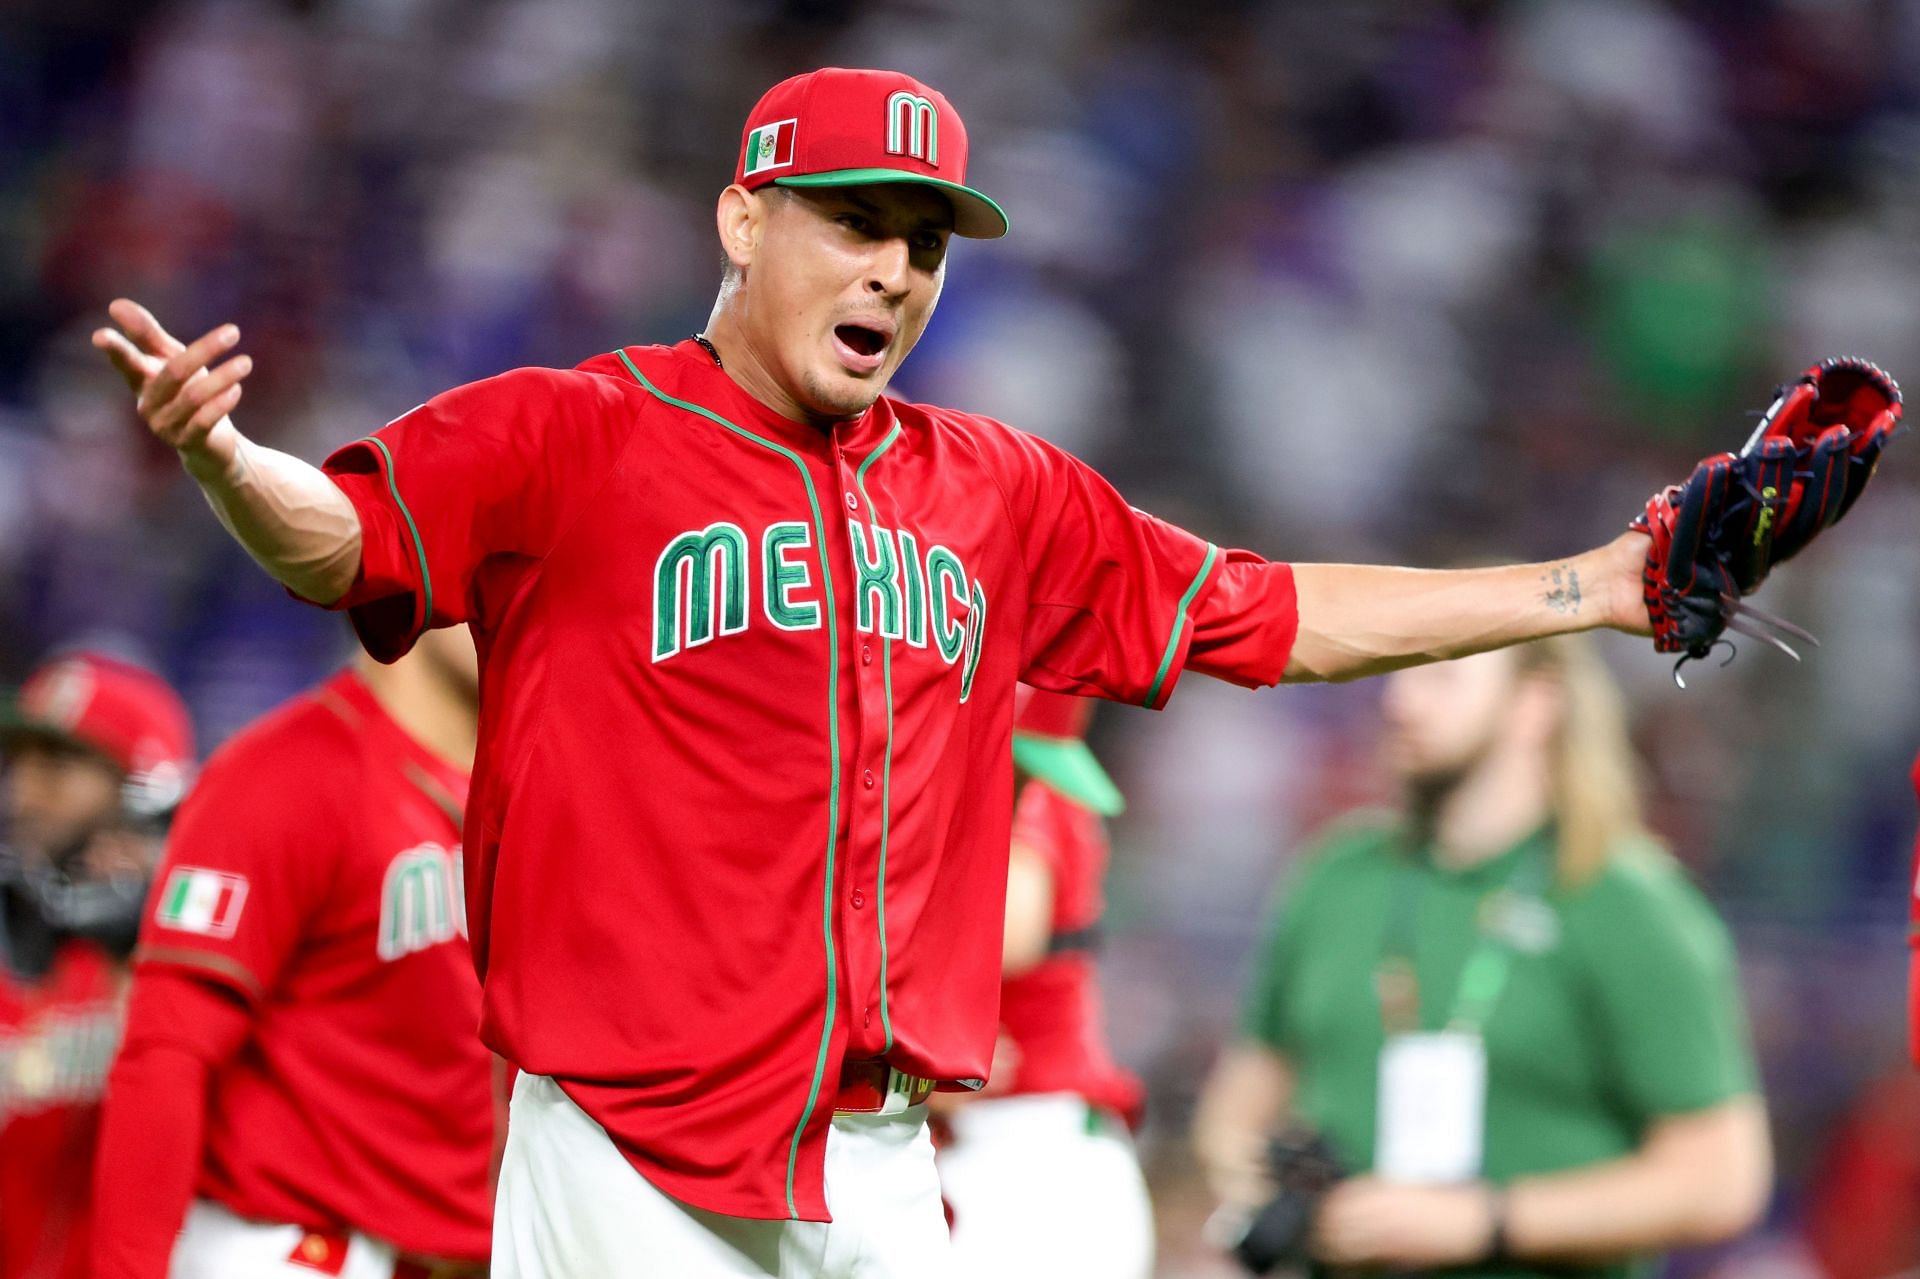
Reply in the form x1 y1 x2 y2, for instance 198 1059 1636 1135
774 168 1009 239
1012 733 1125 817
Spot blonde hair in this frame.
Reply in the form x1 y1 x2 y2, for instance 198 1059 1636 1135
1510 634 1648 887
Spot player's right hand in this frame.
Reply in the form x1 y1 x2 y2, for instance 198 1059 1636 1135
91 298 253 482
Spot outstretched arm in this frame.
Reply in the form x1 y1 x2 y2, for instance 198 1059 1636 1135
92 299 361 605
1282 535 1650 684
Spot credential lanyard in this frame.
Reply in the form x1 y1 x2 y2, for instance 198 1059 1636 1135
1377 838 1551 1037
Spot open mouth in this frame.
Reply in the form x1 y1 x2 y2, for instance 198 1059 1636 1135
830 320 893 376
834 323 889 357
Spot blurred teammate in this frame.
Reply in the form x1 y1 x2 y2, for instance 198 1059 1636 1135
935 687 1152 1278
94 64 1709 1279
90 627 491 1279
1194 636 1769 1277
0 651 193 1279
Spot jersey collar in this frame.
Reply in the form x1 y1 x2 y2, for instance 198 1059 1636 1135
320 671 471 804
667 340 897 455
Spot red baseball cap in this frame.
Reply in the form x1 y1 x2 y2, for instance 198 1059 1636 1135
2 652 195 794
1012 685 1124 817
735 67 1009 240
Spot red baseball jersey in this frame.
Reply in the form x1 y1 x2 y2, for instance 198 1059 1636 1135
133 671 490 1261
316 339 1299 1220
0 943 121 1279
996 781 1144 1121
1909 751 1920 1069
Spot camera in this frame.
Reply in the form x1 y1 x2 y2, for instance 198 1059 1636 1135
1221 1128 1347 1275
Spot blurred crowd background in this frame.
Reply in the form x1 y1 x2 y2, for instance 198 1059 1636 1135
6 0 1920 1274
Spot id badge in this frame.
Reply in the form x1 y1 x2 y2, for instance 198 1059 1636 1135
1374 1031 1486 1183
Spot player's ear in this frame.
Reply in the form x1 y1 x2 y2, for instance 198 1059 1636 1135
716 184 762 276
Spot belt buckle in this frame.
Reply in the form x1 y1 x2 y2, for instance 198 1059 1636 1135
878 1067 932 1115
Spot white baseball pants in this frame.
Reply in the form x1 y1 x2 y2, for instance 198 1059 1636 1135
168 1200 402 1278
936 1092 1156 1279
495 1072 955 1279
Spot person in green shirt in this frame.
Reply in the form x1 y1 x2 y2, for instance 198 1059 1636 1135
1193 634 1770 1277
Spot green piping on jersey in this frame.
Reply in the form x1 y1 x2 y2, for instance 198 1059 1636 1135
1143 543 1218 708
613 348 842 1220
854 423 902 1053
362 436 433 638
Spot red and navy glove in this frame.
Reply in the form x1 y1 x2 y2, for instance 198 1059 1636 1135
1635 357 1901 674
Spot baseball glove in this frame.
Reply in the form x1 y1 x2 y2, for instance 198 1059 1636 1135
1635 357 1902 680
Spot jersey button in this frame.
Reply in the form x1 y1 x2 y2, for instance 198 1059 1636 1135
863 769 876 789
862 644 873 666
845 492 859 511
851 889 866 909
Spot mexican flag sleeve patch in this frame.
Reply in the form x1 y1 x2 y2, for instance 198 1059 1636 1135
156 867 250 938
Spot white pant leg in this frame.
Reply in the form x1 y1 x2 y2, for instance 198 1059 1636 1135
494 1073 829 1279
937 1094 1155 1279
493 1074 955 1279
821 1109 955 1279
168 1201 396 1279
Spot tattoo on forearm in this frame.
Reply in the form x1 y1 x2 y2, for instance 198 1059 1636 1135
1543 565 1582 615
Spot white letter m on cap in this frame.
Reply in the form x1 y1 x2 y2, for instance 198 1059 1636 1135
885 91 938 166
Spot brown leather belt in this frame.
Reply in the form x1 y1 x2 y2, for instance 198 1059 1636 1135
392 1258 487 1279
832 1057 936 1114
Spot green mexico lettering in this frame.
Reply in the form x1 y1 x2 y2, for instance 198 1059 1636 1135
897 530 928 648
653 522 751 661
651 518 985 693
849 520 904 639
764 522 822 631
927 545 968 663
377 843 465 961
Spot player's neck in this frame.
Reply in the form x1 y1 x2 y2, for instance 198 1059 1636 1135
354 658 478 771
702 309 855 433
1424 750 1552 871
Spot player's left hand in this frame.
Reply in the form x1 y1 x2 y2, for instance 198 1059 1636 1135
1309 1176 1498 1269
1635 357 1901 678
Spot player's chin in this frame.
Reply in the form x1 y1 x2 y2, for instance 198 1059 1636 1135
802 366 891 418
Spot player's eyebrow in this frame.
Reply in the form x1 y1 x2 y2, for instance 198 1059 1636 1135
843 188 954 234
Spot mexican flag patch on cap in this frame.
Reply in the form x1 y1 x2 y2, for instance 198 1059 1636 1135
157 867 249 938
744 117 797 176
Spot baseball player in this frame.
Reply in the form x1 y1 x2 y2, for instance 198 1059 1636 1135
87 626 492 1279
935 686 1154 1278
0 651 194 1279
88 65 1881 1279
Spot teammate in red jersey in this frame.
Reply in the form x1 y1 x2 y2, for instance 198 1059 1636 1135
96 65 1665 1278
89 627 491 1279
937 687 1154 1278
0 651 194 1279
1910 750 1920 1069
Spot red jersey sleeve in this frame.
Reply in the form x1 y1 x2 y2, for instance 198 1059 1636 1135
321 367 635 660
981 423 1298 706
92 969 253 1279
1909 751 1920 1069
136 726 349 1003
1182 553 1300 690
